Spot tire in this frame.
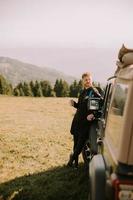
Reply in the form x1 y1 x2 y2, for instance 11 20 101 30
82 143 91 170
89 154 106 200
89 121 99 155
97 137 104 154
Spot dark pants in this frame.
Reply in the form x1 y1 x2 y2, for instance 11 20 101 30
72 121 98 161
72 126 89 161
73 133 79 166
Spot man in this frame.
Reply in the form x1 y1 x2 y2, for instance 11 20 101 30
67 72 103 168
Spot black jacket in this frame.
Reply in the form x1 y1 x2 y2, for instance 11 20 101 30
70 87 103 135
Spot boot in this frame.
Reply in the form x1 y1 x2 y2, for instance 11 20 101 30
67 153 74 167
74 156 78 169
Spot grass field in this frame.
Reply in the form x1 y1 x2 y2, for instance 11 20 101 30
0 96 89 200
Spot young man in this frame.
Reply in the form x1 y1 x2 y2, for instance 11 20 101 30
68 72 103 168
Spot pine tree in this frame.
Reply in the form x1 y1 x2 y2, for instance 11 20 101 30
54 79 60 97
23 82 32 96
0 74 13 95
61 80 69 97
69 80 79 97
34 80 42 97
19 87 25 96
77 80 83 96
13 88 20 96
40 80 53 97
50 90 56 97
16 82 24 96
9 84 13 95
54 79 69 97
29 81 35 96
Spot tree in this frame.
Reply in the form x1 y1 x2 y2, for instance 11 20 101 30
69 80 79 97
54 79 69 97
40 80 53 97
77 80 83 96
13 88 20 96
34 80 42 97
50 90 56 97
29 81 35 96
23 82 32 96
0 74 13 95
8 83 13 95
16 82 24 96
54 79 60 97
61 80 69 97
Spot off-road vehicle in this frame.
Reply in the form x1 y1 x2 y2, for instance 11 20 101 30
89 45 133 200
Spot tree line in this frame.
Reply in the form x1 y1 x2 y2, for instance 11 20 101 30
0 74 102 97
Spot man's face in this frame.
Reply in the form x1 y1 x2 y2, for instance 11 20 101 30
82 75 92 88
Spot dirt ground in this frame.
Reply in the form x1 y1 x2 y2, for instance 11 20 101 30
0 96 77 183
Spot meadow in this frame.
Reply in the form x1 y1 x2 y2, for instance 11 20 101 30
0 96 89 200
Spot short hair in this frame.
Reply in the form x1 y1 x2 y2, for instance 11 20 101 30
82 72 92 79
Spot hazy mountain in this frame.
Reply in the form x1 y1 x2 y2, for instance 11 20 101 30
0 57 77 86
0 47 118 84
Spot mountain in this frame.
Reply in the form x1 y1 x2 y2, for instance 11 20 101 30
0 47 118 84
0 57 77 86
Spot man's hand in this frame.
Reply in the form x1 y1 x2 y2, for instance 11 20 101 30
87 114 95 121
70 99 75 106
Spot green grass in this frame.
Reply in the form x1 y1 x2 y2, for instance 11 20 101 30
0 164 89 200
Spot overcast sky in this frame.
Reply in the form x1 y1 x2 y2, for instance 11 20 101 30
0 0 133 48
0 0 133 81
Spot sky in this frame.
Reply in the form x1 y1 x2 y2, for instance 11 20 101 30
0 0 133 81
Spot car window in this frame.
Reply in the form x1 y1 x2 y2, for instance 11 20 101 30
105 83 129 158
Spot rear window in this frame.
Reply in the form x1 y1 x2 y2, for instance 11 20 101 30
105 83 129 158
